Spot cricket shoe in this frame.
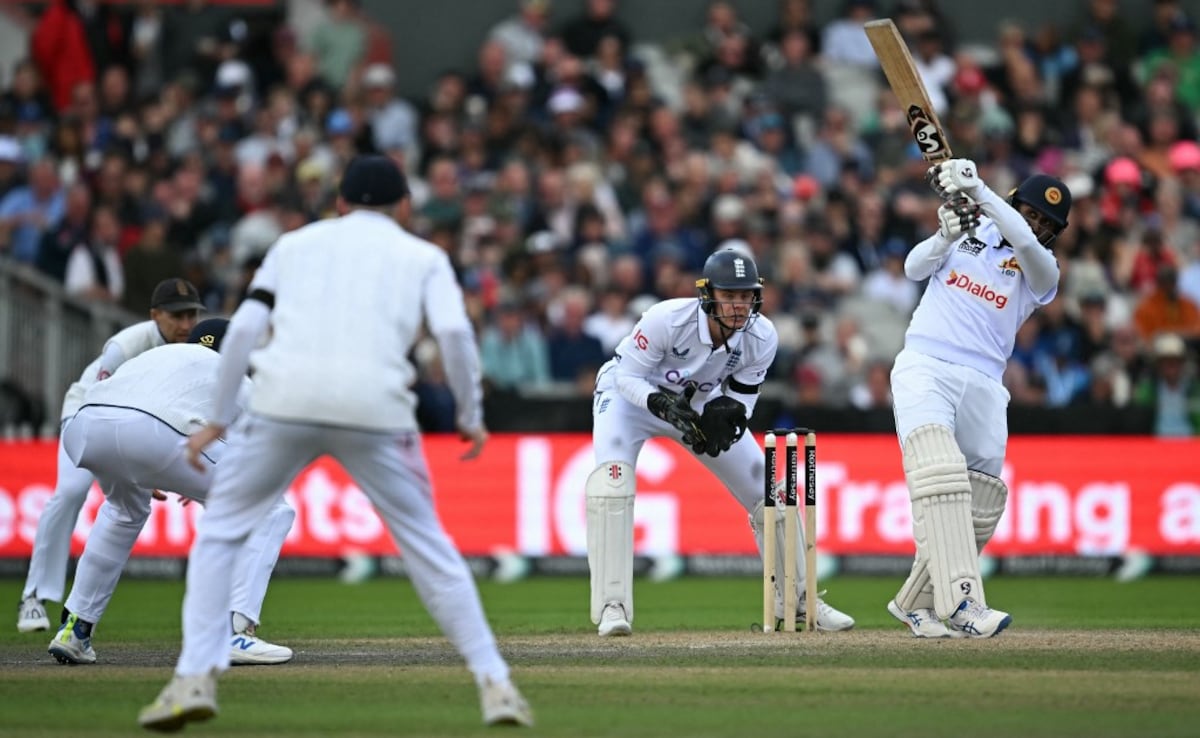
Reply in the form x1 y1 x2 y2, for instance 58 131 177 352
230 624 293 665
48 613 96 664
138 669 218 732
597 602 632 637
17 595 50 632
794 591 855 632
887 599 955 638
948 598 1012 638
479 677 534 727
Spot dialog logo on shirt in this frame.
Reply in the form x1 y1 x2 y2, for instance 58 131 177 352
945 270 1008 309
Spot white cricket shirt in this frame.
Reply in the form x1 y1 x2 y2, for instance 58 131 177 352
245 210 474 431
81 343 248 435
60 320 166 420
596 298 778 409
904 220 1058 380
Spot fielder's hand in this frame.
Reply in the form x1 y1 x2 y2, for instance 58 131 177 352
927 158 983 199
459 424 488 460
647 383 707 452
937 196 982 240
186 424 225 471
697 395 748 457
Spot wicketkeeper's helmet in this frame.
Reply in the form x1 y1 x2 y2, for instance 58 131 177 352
696 246 764 317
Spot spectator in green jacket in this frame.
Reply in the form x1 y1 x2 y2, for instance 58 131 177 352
1133 332 1200 436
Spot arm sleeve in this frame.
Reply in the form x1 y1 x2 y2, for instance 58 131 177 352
94 341 127 381
247 246 279 294
422 253 486 430
974 186 1060 298
211 299 271 427
904 233 953 281
436 329 485 431
611 314 669 409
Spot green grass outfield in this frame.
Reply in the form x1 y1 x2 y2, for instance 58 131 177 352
2 575 1199 737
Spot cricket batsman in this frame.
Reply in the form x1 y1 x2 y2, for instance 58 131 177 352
888 160 1072 638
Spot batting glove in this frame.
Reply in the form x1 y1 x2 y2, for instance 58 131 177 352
926 158 983 199
937 196 982 240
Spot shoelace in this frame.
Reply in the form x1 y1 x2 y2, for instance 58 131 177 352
956 600 990 620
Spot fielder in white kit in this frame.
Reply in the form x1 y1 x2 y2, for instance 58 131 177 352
17 278 203 633
49 319 295 666
888 160 1072 638
138 156 532 732
588 246 854 637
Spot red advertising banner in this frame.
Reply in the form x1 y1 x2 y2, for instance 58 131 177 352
1 435 1198 558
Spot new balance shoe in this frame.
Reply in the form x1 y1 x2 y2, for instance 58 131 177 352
17 595 50 633
48 612 96 664
138 670 218 732
887 599 955 638
479 677 534 727
597 602 632 637
948 598 1012 638
794 591 856 632
229 624 294 665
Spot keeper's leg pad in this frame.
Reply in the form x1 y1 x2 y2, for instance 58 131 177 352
902 424 982 619
968 470 1008 552
749 492 807 618
895 470 1010 611
586 461 635 625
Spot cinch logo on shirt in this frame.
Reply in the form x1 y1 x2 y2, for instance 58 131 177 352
945 270 1008 309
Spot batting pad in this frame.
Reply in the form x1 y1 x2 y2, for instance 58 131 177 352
901 424 981 619
750 493 807 619
586 461 635 625
895 469 1011 612
969 470 1008 552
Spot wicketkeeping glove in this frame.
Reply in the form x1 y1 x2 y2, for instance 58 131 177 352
647 383 707 453
697 395 748 457
937 196 982 240
926 158 983 199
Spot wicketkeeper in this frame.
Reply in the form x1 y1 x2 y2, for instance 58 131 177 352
586 245 855 636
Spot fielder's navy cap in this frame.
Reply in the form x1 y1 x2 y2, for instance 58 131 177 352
339 155 409 206
188 318 229 352
151 278 204 312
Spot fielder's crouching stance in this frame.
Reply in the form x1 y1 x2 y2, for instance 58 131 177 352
888 159 1072 638
49 319 294 666
587 246 854 636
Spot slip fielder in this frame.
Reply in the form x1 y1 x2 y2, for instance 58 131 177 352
17 279 203 633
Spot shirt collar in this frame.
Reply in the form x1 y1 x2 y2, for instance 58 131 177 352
344 209 400 226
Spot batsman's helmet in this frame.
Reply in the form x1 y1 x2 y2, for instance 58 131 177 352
188 318 229 352
1008 174 1071 245
696 246 764 316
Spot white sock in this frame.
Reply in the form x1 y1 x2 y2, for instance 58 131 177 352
231 611 254 634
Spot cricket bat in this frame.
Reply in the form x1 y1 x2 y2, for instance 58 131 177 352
864 19 952 163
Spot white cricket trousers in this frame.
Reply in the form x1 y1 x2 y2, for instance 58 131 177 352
22 420 95 602
890 349 1010 476
175 413 510 685
592 388 766 514
60 406 295 626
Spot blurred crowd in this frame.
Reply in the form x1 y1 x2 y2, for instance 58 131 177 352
1 0 1199 435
